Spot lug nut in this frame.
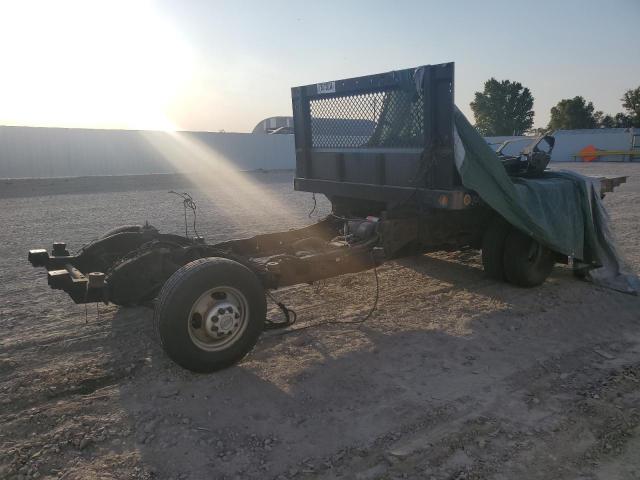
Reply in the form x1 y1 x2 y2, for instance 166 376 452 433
227 307 234 313
217 308 225 315
234 313 240 319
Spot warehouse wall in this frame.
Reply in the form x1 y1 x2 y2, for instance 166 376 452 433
0 126 296 179
2 125 638 179
485 129 639 162
550 128 638 162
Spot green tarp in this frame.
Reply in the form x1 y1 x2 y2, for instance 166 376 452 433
453 107 638 294
372 67 637 293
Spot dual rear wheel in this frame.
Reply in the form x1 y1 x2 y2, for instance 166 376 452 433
482 217 555 287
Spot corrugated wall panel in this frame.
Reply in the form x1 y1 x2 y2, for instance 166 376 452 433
0 126 296 178
550 128 635 162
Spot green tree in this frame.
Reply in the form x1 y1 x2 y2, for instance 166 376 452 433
613 112 634 127
547 96 597 130
594 111 633 128
621 86 640 126
470 78 534 136
527 126 549 136
594 111 614 128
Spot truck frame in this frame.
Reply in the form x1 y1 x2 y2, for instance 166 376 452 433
28 63 626 372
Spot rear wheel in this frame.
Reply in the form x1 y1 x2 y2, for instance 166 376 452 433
481 216 511 280
503 229 555 287
154 257 266 373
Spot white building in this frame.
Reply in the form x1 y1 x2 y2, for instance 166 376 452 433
549 128 639 162
485 128 640 162
1 123 638 179
0 126 295 179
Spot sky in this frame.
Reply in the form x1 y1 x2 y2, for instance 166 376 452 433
0 0 638 133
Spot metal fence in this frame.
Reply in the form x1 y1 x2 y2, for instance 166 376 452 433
309 89 424 149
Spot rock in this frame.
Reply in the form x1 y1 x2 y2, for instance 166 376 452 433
292 336 310 347
387 443 413 459
384 453 399 465
355 464 387 480
79 437 90 450
158 389 180 398
593 348 615 360
144 419 158 433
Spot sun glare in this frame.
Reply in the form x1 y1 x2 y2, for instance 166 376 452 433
0 0 193 131
0 1 297 222
141 130 296 225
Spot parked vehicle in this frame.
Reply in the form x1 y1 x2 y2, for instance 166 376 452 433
28 63 627 372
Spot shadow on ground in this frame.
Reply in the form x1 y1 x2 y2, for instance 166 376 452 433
107 254 640 479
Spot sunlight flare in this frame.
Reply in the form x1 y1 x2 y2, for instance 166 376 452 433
141 128 297 227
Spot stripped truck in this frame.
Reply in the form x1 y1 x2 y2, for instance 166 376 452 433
28 63 628 372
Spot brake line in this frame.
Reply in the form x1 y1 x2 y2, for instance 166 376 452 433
264 291 298 330
264 256 380 336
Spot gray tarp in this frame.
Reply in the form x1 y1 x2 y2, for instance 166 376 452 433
453 106 639 294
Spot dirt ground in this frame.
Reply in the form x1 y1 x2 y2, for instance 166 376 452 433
1 164 639 480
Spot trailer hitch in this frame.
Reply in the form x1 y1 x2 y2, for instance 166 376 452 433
28 242 108 304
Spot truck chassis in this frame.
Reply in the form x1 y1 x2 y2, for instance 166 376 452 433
28 63 627 372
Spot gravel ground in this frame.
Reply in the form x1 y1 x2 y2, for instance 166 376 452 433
1 164 639 480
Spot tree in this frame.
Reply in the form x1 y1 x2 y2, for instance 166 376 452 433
594 111 629 128
547 96 597 130
527 126 549 136
621 86 640 127
594 111 633 128
613 112 634 128
594 111 614 128
470 78 534 136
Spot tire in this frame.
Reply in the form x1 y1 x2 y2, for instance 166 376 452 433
502 229 555 287
154 257 266 373
481 216 511 280
101 225 144 238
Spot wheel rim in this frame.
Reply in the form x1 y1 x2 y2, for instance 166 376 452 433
187 286 250 352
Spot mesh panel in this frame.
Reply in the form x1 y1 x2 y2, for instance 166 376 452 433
310 89 424 149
